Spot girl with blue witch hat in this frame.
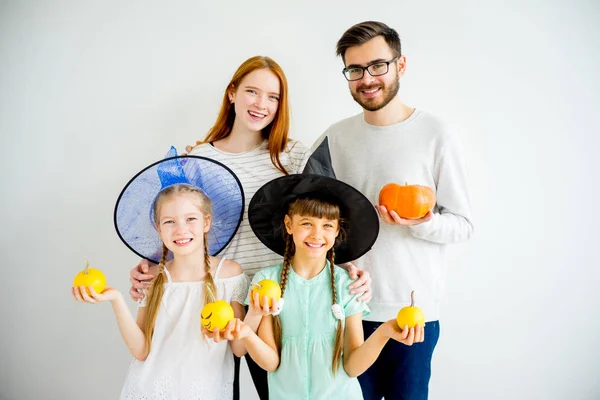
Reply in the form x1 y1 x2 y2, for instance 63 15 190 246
72 148 249 399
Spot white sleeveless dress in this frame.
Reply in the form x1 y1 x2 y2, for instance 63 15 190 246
119 259 249 400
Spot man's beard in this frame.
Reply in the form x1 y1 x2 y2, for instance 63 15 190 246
351 76 400 112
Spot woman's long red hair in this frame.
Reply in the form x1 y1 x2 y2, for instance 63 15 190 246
202 56 291 174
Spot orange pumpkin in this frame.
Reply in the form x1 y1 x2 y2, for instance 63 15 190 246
378 182 436 219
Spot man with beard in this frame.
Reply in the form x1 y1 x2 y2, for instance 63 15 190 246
305 21 474 400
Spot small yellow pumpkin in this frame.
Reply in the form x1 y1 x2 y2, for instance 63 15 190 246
73 259 106 295
396 291 425 329
201 300 234 331
251 279 281 308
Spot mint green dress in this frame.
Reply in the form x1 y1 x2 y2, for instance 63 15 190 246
246 261 370 400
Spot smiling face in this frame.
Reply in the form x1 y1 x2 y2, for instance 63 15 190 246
284 214 340 260
228 68 281 133
155 192 211 258
344 36 405 112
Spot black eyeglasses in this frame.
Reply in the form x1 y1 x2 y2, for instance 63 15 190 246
342 56 399 81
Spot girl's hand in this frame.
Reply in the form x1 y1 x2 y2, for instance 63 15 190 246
71 286 122 304
205 319 251 342
380 319 425 346
246 289 280 317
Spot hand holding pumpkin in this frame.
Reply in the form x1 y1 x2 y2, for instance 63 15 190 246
205 318 252 342
247 287 281 317
72 285 121 304
73 259 106 294
396 291 425 329
201 300 234 333
378 182 436 226
72 259 120 304
246 279 282 317
375 291 425 345
376 206 432 226
252 279 281 307
378 319 424 346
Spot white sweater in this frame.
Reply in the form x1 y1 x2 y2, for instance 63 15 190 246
310 110 473 322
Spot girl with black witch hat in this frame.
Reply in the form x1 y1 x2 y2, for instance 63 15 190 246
210 174 425 399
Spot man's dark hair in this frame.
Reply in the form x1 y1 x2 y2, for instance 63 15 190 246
336 21 401 64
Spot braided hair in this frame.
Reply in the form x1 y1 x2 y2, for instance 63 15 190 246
273 197 346 374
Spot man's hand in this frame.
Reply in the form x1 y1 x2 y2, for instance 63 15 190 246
375 205 432 226
340 262 372 303
129 259 158 301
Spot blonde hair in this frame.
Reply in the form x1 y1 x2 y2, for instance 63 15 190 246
272 198 346 374
142 184 217 357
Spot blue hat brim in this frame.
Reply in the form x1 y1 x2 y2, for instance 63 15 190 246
114 155 244 263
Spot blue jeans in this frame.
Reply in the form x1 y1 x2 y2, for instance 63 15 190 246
358 320 440 400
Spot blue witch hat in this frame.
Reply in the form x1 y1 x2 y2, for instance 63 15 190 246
114 147 244 263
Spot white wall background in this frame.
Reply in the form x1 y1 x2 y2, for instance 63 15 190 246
1 1 599 399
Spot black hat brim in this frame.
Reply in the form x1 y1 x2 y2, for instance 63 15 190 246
248 174 379 264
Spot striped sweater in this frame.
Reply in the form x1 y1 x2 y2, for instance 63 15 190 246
189 139 310 277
